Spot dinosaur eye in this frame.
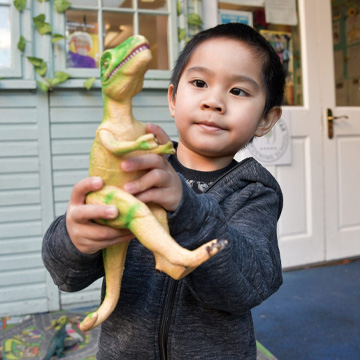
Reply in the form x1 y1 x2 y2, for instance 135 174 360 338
103 60 109 68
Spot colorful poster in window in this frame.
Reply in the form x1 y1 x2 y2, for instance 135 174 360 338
260 30 293 105
65 10 99 68
219 10 253 27
67 31 97 68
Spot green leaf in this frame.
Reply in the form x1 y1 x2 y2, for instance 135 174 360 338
54 0 71 13
176 1 182 16
54 71 71 83
33 14 52 35
46 78 61 87
187 13 203 27
84 77 96 90
37 81 49 92
51 33 66 43
37 0 49 2
14 0 26 11
17 36 26 52
27 57 47 77
36 61 47 76
178 28 186 42
27 56 44 67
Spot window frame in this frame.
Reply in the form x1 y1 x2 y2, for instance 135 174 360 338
53 0 178 83
0 1 22 78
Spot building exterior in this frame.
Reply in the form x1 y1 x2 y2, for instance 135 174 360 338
1 0 360 317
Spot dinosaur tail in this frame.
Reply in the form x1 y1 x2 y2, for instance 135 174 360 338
79 242 129 332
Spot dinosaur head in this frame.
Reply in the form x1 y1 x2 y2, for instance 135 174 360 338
100 35 152 100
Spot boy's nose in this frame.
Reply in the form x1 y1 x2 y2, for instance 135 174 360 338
200 97 225 114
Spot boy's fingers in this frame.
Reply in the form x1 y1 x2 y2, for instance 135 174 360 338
70 177 103 205
69 204 118 222
146 123 171 145
122 153 164 172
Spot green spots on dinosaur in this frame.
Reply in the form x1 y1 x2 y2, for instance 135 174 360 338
124 203 142 228
104 191 116 204
139 140 150 150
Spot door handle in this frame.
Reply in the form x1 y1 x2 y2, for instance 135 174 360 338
327 108 349 139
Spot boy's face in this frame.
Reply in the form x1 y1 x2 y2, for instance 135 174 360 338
168 37 281 169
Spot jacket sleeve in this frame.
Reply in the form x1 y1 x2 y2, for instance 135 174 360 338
167 175 283 314
42 214 104 292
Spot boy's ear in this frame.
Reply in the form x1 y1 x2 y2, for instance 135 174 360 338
254 107 282 137
167 84 176 118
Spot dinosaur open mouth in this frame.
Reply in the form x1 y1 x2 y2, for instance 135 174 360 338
107 43 150 80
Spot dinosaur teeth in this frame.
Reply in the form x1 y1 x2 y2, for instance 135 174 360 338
107 44 150 80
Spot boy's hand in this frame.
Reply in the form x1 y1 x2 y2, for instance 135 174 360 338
122 123 182 212
66 177 135 255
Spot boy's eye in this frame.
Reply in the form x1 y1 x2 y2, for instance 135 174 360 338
191 80 207 88
230 88 248 96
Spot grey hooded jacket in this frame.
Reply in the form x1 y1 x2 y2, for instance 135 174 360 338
42 157 283 360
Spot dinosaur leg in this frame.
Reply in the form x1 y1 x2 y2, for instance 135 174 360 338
87 186 227 279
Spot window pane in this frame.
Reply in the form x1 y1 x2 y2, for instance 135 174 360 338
218 1 303 106
0 0 10 3
138 0 167 11
65 10 99 68
331 1 360 106
0 6 11 68
103 11 134 50
103 0 133 8
71 0 98 6
139 14 168 70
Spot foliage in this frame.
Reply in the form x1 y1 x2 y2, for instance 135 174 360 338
17 36 26 52
14 0 26 12
27 56 47 76
187 13 202 27
38 71 71 92
33 14 53 34
54 0 71 13
52 34 66 43
84 77 96 90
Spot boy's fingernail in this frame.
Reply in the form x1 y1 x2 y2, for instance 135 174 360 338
91 177 103 187
124 183 135 194
121 161 132 171
106 206 118 218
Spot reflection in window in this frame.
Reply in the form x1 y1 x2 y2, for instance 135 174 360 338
103 11 134 50
0 5 11 68
138 0 167 11
65 10 99 68
103 0 133 9
139 14 169 70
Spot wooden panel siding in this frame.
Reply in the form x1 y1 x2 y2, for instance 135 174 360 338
50 88 175 309
0 91 54 316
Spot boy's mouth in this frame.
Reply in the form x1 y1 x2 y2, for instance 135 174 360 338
196 121 225 131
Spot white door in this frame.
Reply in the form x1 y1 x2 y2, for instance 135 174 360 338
317 0 360 261
216 0 360 268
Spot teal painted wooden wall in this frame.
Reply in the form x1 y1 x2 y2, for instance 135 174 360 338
0 87 175 315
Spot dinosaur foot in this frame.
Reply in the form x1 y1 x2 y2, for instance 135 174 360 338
155 238 228 280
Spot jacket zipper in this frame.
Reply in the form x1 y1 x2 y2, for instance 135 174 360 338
159 278 178 360
158 157 250 359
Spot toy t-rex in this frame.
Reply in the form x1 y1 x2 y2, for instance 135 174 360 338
42 316 80 360
80 36 227 332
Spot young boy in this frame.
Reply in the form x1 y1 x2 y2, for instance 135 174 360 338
42 23 285 359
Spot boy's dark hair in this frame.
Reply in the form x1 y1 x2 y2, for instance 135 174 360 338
170 23 286 117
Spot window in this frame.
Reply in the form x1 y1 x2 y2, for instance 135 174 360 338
53 0 177 80
0 0 21 78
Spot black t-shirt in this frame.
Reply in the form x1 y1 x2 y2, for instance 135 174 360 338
168 153 238 194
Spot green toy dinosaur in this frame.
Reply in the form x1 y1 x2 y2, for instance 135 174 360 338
42 316 68 360
80 36 227 332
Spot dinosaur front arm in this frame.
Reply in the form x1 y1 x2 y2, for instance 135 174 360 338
98 129 175 156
